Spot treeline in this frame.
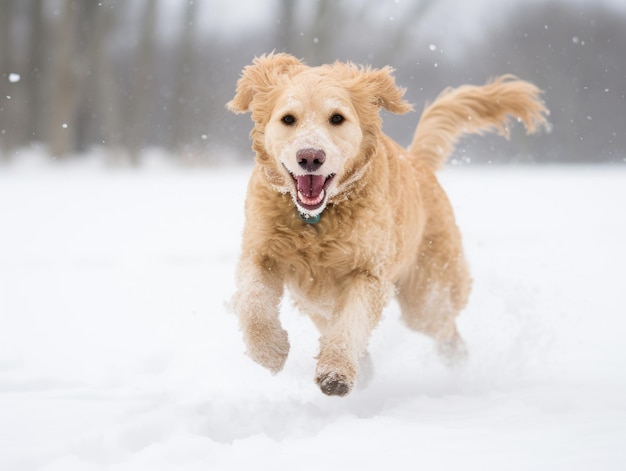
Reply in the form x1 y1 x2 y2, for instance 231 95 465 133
0 0 624 165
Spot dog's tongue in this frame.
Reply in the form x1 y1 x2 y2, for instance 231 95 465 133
296 175 325 198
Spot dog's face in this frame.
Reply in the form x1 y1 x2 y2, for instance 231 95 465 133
228 53 412 218
262 75 363 216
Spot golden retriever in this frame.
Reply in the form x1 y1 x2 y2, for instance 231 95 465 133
227 53 548 396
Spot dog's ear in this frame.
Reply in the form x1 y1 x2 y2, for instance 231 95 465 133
360 66 413 114
338 63 413 115
227 53 305 113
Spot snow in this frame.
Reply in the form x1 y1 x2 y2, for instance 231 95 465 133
1 157 625 470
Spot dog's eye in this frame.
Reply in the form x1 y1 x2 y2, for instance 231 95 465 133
330 113 345 125
281 114 296 126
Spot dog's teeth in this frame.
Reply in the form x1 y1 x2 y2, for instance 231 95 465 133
298 189 325 205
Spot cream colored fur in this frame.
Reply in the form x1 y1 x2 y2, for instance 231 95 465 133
228 53 548 396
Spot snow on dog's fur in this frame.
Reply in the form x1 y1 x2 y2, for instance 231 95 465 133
227 53 548 396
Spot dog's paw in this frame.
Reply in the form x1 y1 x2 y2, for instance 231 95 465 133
242 319 290 374
315 350 358 396
316 370 354 396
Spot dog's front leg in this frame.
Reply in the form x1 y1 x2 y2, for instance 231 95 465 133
315 274 388 396
231 257 288 374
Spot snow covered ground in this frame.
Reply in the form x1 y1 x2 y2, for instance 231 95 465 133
1 156 625 471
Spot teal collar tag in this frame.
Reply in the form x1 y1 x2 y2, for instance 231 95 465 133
301 213 321 224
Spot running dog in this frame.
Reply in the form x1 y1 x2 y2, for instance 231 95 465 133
227 53 548 396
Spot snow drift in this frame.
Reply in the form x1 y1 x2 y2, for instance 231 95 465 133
1 157 625 470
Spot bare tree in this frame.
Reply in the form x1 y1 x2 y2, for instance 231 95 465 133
127 0 158 165
0 0 16 159
170 0 199 155
90 3 124 162
24 0 47 146
47 0 80 158
72 1 115 154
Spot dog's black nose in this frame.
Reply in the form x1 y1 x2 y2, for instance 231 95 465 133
297 148 326 172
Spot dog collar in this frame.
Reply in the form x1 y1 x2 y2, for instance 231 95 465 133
300 212 321 224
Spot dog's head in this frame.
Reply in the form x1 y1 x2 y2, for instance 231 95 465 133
228 53 412 219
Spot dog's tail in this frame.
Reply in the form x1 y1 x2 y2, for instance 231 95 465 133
408 75 549 170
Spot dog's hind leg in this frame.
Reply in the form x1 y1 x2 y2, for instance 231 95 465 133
396 234 471 366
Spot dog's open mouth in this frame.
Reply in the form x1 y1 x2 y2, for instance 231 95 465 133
289 172 336 211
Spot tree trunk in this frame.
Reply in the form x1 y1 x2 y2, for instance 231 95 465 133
170 0 198 156
0 0 15 160
47 0 79 159
25 0 46 145
127 0 158 166
89 2 123 164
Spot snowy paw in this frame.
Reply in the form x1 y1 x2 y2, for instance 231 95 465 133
315 350 358 396
242 318 290 374
316 370 354 396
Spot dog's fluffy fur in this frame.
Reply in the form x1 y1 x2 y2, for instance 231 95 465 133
228 53 548 396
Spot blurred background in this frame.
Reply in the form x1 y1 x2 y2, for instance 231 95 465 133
0 0 624 166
